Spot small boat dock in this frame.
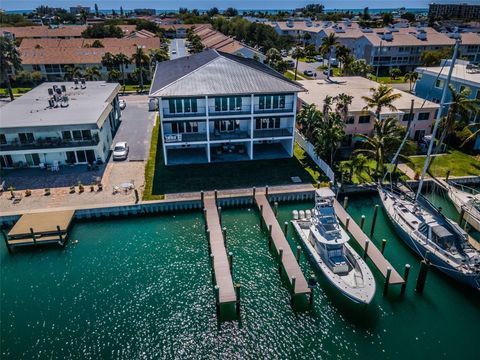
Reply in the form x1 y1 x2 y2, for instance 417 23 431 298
255 192 311 297
4 210 75 250
332 199 404 285
203 197 238 311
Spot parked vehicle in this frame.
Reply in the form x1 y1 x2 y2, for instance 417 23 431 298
113 142 129 161
172 50 177 55
303 70 314 77
287 60 295 68
281 50 288 57
119 99 126 110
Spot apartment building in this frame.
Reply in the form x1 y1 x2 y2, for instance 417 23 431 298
19 37 161 81
0 81 121 168
429 3 480 20
298 77 440 146
149 49 304 165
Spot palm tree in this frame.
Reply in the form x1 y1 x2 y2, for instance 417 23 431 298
354 117 404 178
335 44 350 72
297 103 321 142
319 33 339 79
107 69 121 82
404 71 418 92
460 123 480 148
335 93 354 123
84 66 101 80
362 84 402 120
314 111 345 166
0 37 22 101
114 53 130 92
291 47 304 80
148 48 169 74
131 47 150 91
63 65 83 80
340 154 370 183
436 84 480 148
101 52 116 69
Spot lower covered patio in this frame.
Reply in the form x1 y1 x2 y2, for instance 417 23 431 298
253 140 292 160
165 144 208 165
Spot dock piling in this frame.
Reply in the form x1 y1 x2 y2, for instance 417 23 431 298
363 240 369 259
260 205 264 229
360 215 365 230
29 228 37 246
345 216 350 231
56 225 63 244
445 170 451 182
1 230 12 254
415 260 430 293
217 206 222 226
296 245 301 262
222 227 227 243
400 264 410 295
343 196 349 209
235 284 241 315
278 248 284 274
381 239 387 254
383 267 392 295
214 285 220 315
214 189 218 204
370 205 379 237
284 221 288 236
228 252 233 271
200 190 204 206
265 185 269 197
252 186 256 199
291 276 296 294
268 224 273 249
458 207 465 227
273 202 279 217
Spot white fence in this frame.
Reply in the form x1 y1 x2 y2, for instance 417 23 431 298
294 130 335 183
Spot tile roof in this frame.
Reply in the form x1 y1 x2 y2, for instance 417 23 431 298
361 27 456 47
0 25 87 38
149 49 304 97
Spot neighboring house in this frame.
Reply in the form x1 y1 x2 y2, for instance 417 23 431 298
19 37 161 81
0 25 88 40
298 77 440 147
193 24 265 61
158 24 196 38
415 59 480 149
149 49 304 165
428 3 480 20
0 81 121 168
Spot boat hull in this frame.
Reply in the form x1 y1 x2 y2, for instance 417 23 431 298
447 189 480 232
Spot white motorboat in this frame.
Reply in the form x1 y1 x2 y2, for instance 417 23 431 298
446 182 480 232
291 188 376 304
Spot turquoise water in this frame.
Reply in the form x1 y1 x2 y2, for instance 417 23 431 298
1 192 479 359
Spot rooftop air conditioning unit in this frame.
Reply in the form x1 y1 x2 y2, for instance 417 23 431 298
61 85 66 93
335 27 345 33
362 27 373 33
383 32 394 41
417 31 427 40
48 88 54 96
80 78 86 89
74 78 79 89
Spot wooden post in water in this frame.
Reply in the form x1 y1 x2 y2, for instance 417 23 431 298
345 216 350 231
383 267 391 295
291 276 296 294
278 248 284 274
458 207 465 227
252 186 256 199
200 190 204 206
284 221 288 236
360 215 365 230
265 185 269 197
416 260 430 293
214 189 218 204
29 228 37 246
381 239 387 254
134 189 139 204
260 205 264 229
206 230 211 249
363 240 369 259
222 227 227 244
1 230 11 254
217 206 222 226
400 264 410 295
57 225 64 245
445 170 451 182
273 202 279 217
296 245 301 262
235 284 241 315
343 196 349 209
308 274 315 309
210 254 215 283
228 252 233 271
214 285 220 316
370 205 379 237
268 224 273 249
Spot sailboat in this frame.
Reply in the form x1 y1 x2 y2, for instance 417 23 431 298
446 181 480 232
378 39 480 290
291 188 376 304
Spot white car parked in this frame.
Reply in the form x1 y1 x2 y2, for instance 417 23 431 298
119 99 126 110
113 141 129 161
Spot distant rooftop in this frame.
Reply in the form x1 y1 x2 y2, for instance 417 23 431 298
149 49 304 98
0 81 119 130
299 77 439 114
416 60 480 86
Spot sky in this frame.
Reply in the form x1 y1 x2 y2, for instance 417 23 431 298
3 0 478 11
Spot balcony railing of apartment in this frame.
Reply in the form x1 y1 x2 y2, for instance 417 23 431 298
163 133 208 143
254 104 294 114
0 135 100 151
162 107 207 119
208 105 252 117
210 130 250 141
253 128 293 138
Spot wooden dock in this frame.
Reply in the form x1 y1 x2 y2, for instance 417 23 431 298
5 210 75 249
255 193 311 296
203 197 238 307
333 199 404 285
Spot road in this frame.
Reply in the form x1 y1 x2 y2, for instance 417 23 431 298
286 57 326 80
169 39 187 59
113 95 155 161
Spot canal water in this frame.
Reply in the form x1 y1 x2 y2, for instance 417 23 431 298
1 191 479 359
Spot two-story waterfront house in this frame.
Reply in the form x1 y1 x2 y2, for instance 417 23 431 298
0 81 121 168
149 49 305 165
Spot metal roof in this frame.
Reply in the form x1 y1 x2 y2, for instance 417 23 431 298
149 49 304 97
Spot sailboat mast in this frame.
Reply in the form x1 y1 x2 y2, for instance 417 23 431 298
415 39 460 200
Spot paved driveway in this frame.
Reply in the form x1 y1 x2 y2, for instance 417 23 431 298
286 57 326 80
169 39 187 59
113 95 155 161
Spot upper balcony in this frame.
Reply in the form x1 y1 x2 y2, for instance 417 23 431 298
162 108 207 119
208 105 252 117
163 133 208 144
0 134 100 152
253 103 294 114
253 128 293 138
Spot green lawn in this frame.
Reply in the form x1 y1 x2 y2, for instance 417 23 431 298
297 57 316 63
121 84 151 93
339 159 408 184
0 87 33 96
409 149 480 178
283 70 312 80
143 132 329 197
368 75 408 84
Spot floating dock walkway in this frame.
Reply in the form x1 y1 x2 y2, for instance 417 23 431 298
203 197 239 314
3 210 75 251
254 192 311 298
332 199 404 285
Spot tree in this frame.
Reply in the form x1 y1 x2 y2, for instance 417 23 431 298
460 124 480 148
131 47 150 90
389 68 402 80
344 58 373 76
382 12 394 25
207 7 219 17
335 45 350 70
314 109 345 166
354 117 405 177
101 52 116 69
291 47 304 80
84 66 101 80
335 93 354 123
401 12 416 23
301 4 325 17
320 33 339 78
224 8 238 17
266 48 282 68
340 154 370 183
64 65 82 80
114 53 130 92
82 24 123 38
90 39 104 48
297 103 321 142
94 3 99 17
120 6 124 17
437 84 480 148
404 71 418 92
362 7 370 21
362 84 402 120
0 37 22 101
149 48 169 74
420 47 452 66
107 69 121 82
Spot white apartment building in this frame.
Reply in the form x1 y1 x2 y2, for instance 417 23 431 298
149 49 305 165
0 81 121 168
